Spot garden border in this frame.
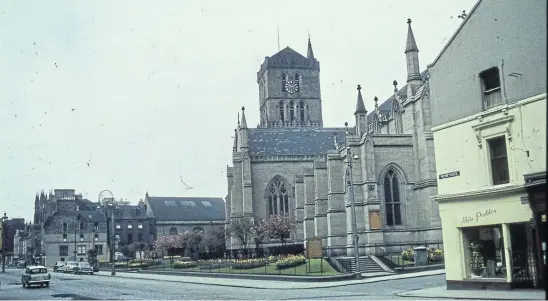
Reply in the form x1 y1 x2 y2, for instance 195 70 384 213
131 269 362 282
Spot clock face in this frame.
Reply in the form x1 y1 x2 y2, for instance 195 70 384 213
284 80 299 94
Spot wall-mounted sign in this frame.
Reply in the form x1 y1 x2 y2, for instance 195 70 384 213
439 171 460 180
461 208 497 225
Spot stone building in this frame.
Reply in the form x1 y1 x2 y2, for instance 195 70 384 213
145 193 226 237
34 189 109 266
429 0 546 290
227 20 442 256
111 200 155 252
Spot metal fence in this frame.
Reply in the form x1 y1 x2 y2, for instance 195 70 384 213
96 240 444 276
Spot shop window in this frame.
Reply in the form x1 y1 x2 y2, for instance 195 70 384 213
462 226 506 279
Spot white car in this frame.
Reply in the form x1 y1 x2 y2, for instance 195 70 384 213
62 261 78 273
21 265 51 288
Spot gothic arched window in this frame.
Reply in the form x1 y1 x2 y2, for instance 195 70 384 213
279 101 285 123
281 73 288 92
289 101 295 121
384 170 402 226
169 227 178 235
266 178 290 216
299 101 305 121
294 73 300 92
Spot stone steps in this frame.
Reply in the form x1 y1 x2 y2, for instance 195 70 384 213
335 256 386 273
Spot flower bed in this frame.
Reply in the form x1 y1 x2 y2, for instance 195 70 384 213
401 247 444 262
231 258 268 270
276 254 306 270
173 261 198 269
198 259 232 270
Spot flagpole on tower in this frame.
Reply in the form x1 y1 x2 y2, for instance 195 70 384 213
277 26 280 51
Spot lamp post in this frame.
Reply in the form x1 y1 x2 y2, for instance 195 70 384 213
98 190 116 276
2 212 8 273
344 122 360 274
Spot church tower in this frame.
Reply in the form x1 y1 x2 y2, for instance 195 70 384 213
256 37 323 128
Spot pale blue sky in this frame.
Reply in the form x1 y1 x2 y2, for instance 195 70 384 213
0 0 476 221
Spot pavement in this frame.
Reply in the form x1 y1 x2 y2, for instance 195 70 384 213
396 286 545 300
93 269 445 289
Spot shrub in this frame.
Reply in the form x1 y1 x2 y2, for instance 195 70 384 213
198 259 231 270
276 254 306 270
173 261 198 269
428 248 444 262
401 248 415 262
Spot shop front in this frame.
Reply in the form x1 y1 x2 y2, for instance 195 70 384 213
438 187 542 290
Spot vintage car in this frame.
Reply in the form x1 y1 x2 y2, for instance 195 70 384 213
62 261 78 273
74 262 94 275
53 261 65 273
21 265 51 288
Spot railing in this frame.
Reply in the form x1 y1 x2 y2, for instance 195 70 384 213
322 241 445 270
98 250 341 277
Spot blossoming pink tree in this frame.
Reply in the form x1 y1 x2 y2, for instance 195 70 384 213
263 214 296 246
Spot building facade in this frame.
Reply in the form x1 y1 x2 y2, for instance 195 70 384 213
34 189 110 266
145 193 226 238
429 0 546 290
111 200 156 254
227 20 442 257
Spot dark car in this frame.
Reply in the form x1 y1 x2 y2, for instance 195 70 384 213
21 265 51 288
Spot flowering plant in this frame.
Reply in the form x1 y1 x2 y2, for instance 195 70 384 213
428 248 444 262
276 254 306 269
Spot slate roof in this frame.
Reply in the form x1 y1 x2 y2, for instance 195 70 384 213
367 70 430 123
78 210 106 222
146 197 226 222
248 127 346 156
269 47 307 63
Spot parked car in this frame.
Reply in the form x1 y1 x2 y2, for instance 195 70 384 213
62 261 78 273
21 265 51 288
92 264 99 272
74 262 94 275
53 261 65 273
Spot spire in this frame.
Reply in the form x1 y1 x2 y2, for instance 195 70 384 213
237 112 240 128
240 107 248 129
307 32 315 59
354 85 367 115
232 129 238 152
374 96 379 111
405 18 419 53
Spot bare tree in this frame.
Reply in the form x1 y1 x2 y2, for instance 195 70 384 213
228 217 254 249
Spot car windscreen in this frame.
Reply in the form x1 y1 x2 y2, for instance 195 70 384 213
78 263 90 267
29 268 47 274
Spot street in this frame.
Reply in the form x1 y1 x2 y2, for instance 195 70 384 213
0 268 445 300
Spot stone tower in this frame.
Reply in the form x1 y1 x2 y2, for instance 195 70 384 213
256 37 323 128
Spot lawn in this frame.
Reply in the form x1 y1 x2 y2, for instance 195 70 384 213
148 258 340 276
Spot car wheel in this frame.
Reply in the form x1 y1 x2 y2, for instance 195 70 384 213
45 283 49 287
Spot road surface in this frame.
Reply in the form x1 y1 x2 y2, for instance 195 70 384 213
0 268 445 300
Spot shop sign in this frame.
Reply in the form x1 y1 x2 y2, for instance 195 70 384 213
461 208 497 225
439 171 460 180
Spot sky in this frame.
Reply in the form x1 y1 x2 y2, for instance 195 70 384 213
0 0 477 221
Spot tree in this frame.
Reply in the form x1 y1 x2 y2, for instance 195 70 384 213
185 231 204 260
204 226 226 256
252 219 268 257
263 214 296 246
227 217 254 249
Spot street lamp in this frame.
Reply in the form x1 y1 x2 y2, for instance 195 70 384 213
344 122 360 275
98 190 116 276
2 212 8 273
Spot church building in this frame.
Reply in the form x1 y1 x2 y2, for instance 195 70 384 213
226 19 442 257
